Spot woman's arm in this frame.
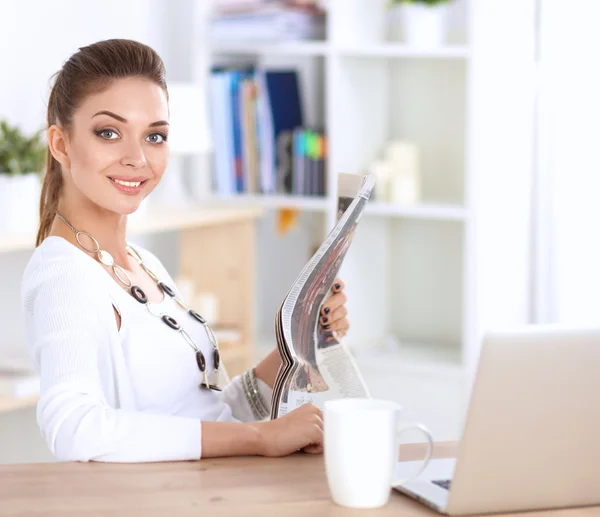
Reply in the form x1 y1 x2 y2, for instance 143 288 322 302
25 257 324 462
24 257 204 463
202 402 324 457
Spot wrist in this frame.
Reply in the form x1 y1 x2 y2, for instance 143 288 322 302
247 422 269 456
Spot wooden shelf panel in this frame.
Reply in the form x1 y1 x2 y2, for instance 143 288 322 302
0 394 38 414
0 206 265 254
365 202 468 221
207 194 332 212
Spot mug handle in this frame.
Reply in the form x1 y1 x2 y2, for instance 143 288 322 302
392 423 434 486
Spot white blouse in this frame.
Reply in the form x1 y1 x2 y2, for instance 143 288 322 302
21 236 272 463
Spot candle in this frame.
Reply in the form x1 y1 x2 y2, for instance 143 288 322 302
369 159 391 202
384 140 420 204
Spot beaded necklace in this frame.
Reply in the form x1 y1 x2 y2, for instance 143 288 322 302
56 212 223 391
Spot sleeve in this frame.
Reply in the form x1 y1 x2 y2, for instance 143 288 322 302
221 372 273 422
23 258 202 463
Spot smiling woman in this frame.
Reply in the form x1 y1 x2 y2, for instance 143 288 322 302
20 39 351 464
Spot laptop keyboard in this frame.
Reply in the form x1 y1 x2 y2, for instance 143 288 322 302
432 479 452 490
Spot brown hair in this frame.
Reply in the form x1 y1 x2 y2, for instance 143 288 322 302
36 39 168 246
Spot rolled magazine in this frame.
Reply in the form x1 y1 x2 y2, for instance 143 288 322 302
270 173 374 419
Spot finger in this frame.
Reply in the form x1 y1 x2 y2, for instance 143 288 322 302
321 304 347 326
320 291 347 318
310 423 324 445
324 317 349 334
331 278 345 293
302 443 324 454
336 328 348 338
311 413 324 430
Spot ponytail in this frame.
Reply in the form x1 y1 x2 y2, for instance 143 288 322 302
35 151 62 247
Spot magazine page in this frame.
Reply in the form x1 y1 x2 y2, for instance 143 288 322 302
270 173 374 419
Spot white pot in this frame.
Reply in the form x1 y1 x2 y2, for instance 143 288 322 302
0 173 42 235
401 4 449 48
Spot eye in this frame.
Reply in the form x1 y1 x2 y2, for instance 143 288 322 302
146 133 167 144
95 129 119 140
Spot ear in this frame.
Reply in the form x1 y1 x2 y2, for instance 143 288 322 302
47 124 70 168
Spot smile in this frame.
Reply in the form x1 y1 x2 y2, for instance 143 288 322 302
109 178 144 187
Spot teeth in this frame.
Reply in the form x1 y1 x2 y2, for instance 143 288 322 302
112 178 142 188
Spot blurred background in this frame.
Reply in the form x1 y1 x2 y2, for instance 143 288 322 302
1 0 599 463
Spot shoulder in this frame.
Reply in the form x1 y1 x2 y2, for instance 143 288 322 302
21 237 111 314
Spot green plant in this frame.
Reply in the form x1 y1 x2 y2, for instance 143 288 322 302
388 0 452 6
0 120 46 176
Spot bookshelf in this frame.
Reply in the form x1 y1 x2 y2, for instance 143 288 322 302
336 43 470 59
212 41 330 57
204 0 536 438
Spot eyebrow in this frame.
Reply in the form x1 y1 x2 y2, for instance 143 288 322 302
92 110 169 127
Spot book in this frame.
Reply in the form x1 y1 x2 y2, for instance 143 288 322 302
209 66 327 197
270 173 374 419
210 4 326 42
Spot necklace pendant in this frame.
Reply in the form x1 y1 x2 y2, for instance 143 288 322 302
158 282 176 298
189 309 206 324
130 285 148 304
97 249 114 267
196 351 206 372
201 370 211 390
208 370 222 391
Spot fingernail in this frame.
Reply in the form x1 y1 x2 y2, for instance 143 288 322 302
324 324 330 330
324 307 330 314
334 283 341 290
322 317 328 323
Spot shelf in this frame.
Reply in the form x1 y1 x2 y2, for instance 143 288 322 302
0 206 265 254
352 340 463 379
211 40 330 56
0 394 38 414
365 202 468 221
206 194 331 212
210 41 469 59
336 44 470 59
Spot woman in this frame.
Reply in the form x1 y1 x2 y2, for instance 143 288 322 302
21 39 350 463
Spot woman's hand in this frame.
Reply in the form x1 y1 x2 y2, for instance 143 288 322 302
253 403 324 457
253 278 350 389
319 278 349 339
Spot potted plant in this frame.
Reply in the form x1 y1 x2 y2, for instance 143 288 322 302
0 120 46 234
388 0 454 48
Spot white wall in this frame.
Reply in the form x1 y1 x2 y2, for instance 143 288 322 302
535 0 600 325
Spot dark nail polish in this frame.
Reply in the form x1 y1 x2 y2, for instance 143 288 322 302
322 317 328 323
324 324 330 330
324 307 330 314
334 283 341 290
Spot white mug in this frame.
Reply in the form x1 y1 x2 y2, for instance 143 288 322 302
324 398 433 509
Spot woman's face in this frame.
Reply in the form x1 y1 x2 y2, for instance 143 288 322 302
63 76 169 215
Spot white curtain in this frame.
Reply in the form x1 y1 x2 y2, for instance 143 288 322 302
534 0 600 324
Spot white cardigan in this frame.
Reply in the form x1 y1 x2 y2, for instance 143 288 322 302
21 236 272 463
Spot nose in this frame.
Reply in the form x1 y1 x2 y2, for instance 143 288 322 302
120 140 147 169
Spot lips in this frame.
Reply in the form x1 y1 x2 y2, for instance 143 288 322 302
108 176 148 195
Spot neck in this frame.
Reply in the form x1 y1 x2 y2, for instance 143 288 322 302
51 191 131 269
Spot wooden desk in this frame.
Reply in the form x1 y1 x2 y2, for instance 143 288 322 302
1 442 597 517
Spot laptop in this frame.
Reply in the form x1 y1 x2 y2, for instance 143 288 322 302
393 325 600 515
